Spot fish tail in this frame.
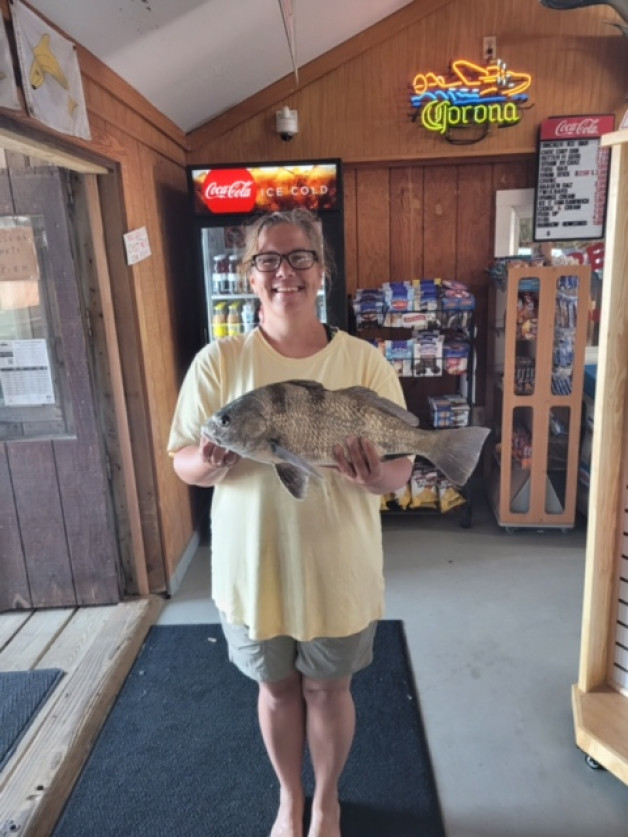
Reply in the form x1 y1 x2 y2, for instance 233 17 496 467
422 426 491 486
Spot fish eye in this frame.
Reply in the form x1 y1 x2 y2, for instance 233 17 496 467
219 414 230 427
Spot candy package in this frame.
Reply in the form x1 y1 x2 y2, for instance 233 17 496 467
410 464 439 509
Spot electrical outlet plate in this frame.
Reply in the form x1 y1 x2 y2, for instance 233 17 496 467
483 36 496 62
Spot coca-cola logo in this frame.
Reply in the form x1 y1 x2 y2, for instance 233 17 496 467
555 118 601 137
201 168 257 213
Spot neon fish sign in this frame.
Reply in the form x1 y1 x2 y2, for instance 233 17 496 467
410 59 532 135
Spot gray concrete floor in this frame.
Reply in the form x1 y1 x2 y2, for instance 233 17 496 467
158 487 628 836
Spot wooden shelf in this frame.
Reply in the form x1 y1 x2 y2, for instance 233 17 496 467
485 264 590 529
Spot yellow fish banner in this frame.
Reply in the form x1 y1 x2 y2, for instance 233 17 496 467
0 13 21 111
12 0 91 140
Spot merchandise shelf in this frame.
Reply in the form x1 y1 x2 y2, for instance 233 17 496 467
484 263 590 531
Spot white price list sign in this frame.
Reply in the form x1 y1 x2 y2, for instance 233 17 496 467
533 114 614 242
0 338 55 406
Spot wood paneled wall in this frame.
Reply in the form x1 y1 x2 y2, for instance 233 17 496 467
344 157 537 406
0 0 198 594
188 0 628 164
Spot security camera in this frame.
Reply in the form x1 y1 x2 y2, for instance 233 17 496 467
276 106 298 141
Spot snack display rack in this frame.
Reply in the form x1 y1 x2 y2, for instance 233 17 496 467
484 262 590 531
351 280 477 526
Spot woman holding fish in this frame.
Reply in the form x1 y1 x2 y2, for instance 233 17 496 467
168 208 414 837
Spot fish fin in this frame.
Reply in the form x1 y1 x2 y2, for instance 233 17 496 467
282 379 326 391
342 386 420 426
275 464 310 500
420 426 491 485
269 440 320 477
275 380 420 426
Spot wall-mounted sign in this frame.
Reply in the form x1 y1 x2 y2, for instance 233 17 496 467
0 338 55 406
123 226 152 265
410 59 532 136
0 223 39 281
189 163 341 215
533 114 614 241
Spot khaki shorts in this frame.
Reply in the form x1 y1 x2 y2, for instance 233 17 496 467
219 613 377 683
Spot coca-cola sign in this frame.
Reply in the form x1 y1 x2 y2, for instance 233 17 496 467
201 168 257 213
540 114 615 142
534 113 615 242
555 117 601 137
191 163 340 215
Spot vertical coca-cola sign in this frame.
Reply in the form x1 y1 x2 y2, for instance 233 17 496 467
533 114 615 242
201 169 257 214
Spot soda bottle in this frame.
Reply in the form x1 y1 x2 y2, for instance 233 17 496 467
212 302 228 338
227 302 242 336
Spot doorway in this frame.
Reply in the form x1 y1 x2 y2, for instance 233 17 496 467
0 151 122 609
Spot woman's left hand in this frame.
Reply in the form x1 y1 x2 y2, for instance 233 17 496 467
333 436 384 489
333 436 413 495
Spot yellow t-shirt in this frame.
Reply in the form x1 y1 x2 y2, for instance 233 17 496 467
167 328 408 641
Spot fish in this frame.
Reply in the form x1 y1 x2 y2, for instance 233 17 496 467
201 379 490 500
29 34 69 90
539 0 628 37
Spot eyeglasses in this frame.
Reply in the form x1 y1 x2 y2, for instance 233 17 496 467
250 250 318 272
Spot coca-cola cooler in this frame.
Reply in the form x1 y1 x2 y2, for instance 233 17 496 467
187 159 347 342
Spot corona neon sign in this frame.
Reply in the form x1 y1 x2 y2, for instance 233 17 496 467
410 59 532 135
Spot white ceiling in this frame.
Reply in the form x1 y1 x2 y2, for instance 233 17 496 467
26 0 414 133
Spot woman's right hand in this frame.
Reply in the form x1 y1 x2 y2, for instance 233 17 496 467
199 437 240 470
172 440 240 487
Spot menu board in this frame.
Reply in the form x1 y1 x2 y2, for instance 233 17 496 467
533 114 614 242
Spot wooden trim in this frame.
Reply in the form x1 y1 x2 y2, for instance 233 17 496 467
601 128 628 148
83 174 149 596
97 166 167 592
0 599 163 835
187 0 455 149
572 686 628 784
578 139 628 692
0 121 109 174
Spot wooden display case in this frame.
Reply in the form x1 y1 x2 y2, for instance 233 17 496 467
485 264 590 530
571 129 628 785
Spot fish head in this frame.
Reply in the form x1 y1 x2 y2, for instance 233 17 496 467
202 393 271 459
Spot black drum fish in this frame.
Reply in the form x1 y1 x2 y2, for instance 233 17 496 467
202 379 490 500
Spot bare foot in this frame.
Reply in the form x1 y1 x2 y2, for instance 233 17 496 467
270 793 304 837
307 799 341 837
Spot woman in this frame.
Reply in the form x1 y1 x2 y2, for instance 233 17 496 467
168 208 412 837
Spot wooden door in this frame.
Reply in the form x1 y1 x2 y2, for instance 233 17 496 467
0 164 121 609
